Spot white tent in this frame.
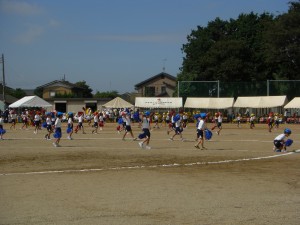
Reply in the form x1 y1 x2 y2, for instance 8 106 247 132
184 97 234 109
233 96 287 108
284 97 300 108
102 97 133 108
135 97 182 108
9 96 52 108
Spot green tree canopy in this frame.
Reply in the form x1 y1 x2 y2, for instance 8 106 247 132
94 91 119 98
177 0 300 98
75 80 93 98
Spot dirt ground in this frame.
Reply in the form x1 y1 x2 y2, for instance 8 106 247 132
0 121 299 225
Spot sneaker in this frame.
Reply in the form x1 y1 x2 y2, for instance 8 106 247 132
145 146 151 150
181 138 185 142
138 142 144 148
194 145 200 149
52 142 57 147
47 138 51 141
169 137 173 141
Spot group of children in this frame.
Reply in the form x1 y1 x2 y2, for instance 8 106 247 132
0 109 294 153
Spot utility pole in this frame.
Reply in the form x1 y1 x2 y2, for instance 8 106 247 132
1 54 5 103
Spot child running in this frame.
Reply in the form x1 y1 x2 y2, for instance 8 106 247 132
122 113 137 141
92 112 99 134
0 114 5 140
53 112 63 147
44 113 53 140
194 114 207 150
169 114 184 141
138 112 151 149
33 111 41 134
67 112 74 140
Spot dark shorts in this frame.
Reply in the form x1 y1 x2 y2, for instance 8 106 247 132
274 140 283 148
125 125 132 132
78 122 83 128
46 125 52 132
197 129 204 139
94 122 98 128
175 127 182 134
34 121 40 127
217 122 222 128
142 128 150 138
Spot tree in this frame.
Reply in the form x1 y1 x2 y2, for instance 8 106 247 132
10 88 27 99
74 81 93 98
263 0 300 80
94 91 119 98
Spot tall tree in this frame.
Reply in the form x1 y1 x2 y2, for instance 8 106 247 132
75 81 93 98
263 0 300 80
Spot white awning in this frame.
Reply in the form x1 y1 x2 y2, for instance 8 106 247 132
184 97 234 109
135 97 182 108
9 96 52 108
284 97 300 108
233 96 287 108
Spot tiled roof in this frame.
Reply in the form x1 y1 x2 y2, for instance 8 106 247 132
134 72 176 88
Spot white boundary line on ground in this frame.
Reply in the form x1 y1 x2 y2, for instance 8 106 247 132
0 152 296 177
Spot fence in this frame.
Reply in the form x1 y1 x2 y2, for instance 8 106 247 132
177 80 300 101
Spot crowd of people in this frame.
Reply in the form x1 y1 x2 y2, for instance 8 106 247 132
0 107 293 152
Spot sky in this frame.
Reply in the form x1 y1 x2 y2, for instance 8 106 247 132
0 0 291 94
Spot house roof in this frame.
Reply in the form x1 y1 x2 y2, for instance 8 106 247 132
36 80 83 89
134 72 176 88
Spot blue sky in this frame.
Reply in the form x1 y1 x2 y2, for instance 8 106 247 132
0 0 291 94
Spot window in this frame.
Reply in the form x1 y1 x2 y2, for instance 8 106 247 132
161 86 166 94
145 86 155 97
50 91 56 97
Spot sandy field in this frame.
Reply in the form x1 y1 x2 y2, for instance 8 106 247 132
0 121 299 225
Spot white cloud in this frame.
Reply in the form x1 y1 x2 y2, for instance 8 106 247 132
13 25 44 44
0 0 43 15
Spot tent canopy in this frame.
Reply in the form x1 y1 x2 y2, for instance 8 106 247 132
284 97 300 108
135 97 182 108
102 97 133 108
184 97 234 109
233 96 287 108
9 96 52 108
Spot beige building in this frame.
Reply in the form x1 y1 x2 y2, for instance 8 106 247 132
36 80 85 99
134 72 177 97
36 80 110 113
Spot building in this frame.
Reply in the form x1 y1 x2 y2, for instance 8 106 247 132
36 79 86 99
134 72 177 97
36 79 111 113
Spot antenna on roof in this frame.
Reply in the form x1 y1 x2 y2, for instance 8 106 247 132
62 74 66 81
162 58 167 72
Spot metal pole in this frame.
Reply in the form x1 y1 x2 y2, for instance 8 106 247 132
1 54 5 103
177 81 180 97
267 80 269 96
217 80 220 97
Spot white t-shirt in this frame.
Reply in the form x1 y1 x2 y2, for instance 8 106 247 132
141 117 150 129
274 134 286 141
197 119 205 130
